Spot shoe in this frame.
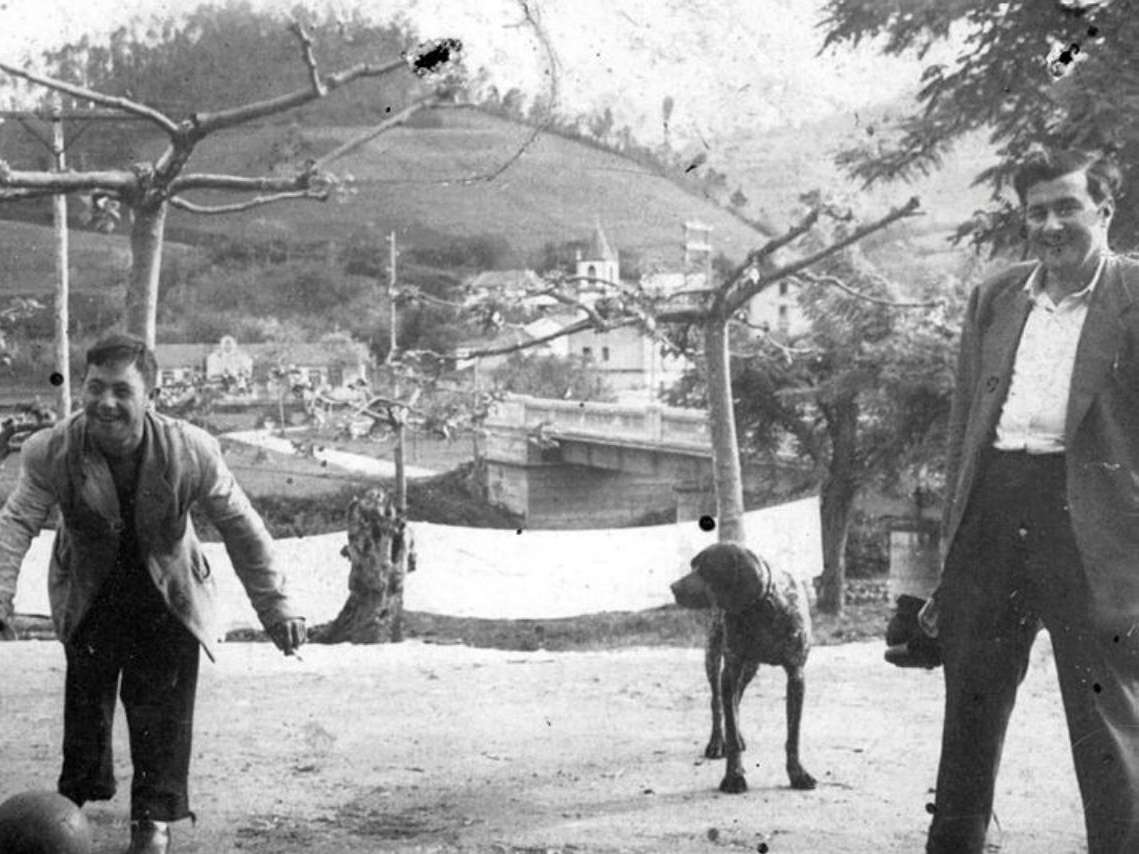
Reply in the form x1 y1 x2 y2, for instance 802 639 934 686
884 638 942 669
126 819 170 854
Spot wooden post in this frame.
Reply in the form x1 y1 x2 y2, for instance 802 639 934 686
50 99 71 417
387 231 398 358
386 230 407 514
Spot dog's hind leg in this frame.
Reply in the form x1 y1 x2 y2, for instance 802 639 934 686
784 663 816 790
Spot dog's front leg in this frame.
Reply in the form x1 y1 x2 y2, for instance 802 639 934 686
784 664 816 790
704 614 725 758
718 658 748 793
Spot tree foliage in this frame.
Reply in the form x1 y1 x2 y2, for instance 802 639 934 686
820 0 1139 252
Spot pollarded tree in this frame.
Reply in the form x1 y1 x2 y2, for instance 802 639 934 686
670 252 962 613
0 7 463 347
820 0 1139 252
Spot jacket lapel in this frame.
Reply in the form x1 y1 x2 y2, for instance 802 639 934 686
73 418 121 529
134 413 176 548
974 282 1032 442
1066 255 1135 441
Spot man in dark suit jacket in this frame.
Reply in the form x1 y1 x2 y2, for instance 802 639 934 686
925 149 1139 853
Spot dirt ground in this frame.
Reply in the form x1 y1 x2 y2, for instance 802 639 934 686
1 637 1087 854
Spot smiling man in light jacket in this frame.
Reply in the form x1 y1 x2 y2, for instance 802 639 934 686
0 334 306 854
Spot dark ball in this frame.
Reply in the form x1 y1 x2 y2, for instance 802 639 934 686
0 790 92 854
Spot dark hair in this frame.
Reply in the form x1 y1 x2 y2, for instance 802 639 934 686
85 333 158 390
1012 148 1123 206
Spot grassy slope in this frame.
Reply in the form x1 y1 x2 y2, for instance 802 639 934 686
1 104 994 297
0 218 202 296
122 107 774 267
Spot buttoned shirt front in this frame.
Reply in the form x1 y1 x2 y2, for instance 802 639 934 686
993 256 1106 454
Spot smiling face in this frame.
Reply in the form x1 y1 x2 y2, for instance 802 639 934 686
82 359 149 458
1024 168 1113 285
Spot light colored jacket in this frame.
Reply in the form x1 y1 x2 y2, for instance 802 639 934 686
0 410 299 659
940 253 1139 628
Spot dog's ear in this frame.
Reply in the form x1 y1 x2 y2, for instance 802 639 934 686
692 543 766 613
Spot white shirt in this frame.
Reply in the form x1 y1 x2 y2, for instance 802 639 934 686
992 256 1106 454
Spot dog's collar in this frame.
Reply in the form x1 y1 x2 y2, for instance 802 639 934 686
738 558 777 612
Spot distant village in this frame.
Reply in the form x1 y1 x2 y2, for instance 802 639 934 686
152 219 805 408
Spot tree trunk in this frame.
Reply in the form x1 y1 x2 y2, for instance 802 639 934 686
311 487 412 644
125 200 168 348
817 397 859 615
703 316 745 543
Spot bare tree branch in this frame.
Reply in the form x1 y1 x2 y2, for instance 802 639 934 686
0 61 180 134
729 316 819 359
168 189 328 214
458 317 602 359
170 172 322 194
190 57 409 135
449 0 557 185
288 20 327 97
727 196 922 312
715 207 820 312
538 287 616 331
0 163 138 192
311 94 440 171
792 270 943 308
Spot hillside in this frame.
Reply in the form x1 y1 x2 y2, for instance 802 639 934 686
716 105 999 253
0 104 1000 298
100 107 773 269
0 218 202 296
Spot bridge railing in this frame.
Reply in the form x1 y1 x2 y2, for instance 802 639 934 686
487 394 711 450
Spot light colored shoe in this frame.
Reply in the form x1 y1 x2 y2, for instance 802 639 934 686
126 819 170 854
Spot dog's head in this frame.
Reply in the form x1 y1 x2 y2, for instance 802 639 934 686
670 542 773 613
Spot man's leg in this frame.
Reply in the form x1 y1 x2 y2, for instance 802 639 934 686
119 607 200 823
926 577 1037 854
58 606 122 805
1050 622 1139 853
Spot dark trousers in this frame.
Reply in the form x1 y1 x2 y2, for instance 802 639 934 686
58 575 199 822
928 450 1139 854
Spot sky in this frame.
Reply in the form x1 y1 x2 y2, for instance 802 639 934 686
0 0 943 147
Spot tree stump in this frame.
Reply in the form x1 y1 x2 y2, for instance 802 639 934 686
310 487 415 644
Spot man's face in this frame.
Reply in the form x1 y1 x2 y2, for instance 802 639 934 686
1024 169 1113 279
82 360 149 457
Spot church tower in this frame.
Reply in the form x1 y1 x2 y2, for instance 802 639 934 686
575 219 620 286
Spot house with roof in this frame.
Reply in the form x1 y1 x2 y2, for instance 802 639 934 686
154 334 371 401
455 220 695 402
559 221 690 401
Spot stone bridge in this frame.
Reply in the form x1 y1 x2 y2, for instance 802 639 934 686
480 395 799 529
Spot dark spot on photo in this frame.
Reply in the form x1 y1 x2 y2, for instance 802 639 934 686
410 38 462 77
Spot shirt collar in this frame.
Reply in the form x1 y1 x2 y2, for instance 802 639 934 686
1024 254 1108 305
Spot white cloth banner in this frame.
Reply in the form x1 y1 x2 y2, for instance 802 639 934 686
13 497 821 633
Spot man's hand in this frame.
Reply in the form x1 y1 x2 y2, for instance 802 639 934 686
884 594 942 669
267 618 307 656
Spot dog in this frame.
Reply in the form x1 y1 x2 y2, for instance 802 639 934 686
670 542 816 793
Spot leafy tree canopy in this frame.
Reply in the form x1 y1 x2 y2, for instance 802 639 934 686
820 0 1139 252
